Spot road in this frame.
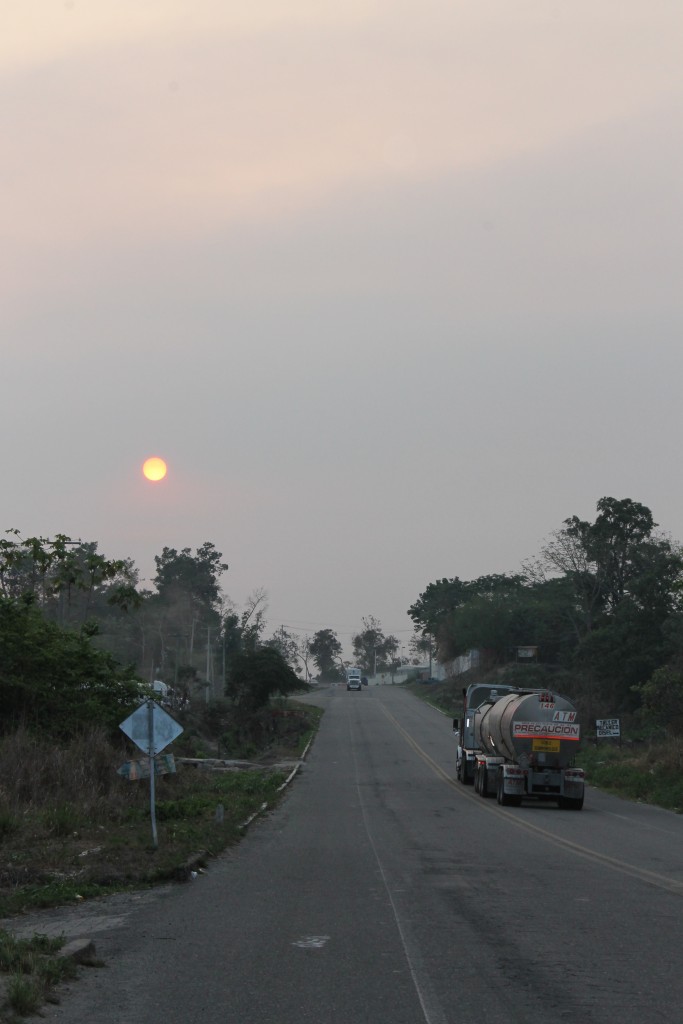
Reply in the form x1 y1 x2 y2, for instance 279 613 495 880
38 684 683 1022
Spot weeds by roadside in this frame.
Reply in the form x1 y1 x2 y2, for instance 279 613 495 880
0 701 322 919
576 740 683 812
0 930 77 1018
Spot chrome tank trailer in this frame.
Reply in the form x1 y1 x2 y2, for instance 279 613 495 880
475 690 581 769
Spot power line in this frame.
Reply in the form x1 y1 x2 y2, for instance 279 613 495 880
277 621 416 636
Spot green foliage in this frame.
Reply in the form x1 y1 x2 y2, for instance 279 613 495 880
0 929 75 1017
0 709 323 917
7 973 43 1015
0 531 140 628
309 629 343 680
409 497 683 717
352 616 399 674
42 803 82 837
0 596 145 736
264 625 311 678
225 647 302 715
634 658 683 734
577 742 683 812
408 578 470 636
154 542 228 611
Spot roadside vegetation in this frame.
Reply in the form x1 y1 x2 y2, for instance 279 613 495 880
0 929 79 1019
0 700 321 920
0 530 329 922
574 741 683 812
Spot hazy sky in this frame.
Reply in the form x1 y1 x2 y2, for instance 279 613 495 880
3 1 682 656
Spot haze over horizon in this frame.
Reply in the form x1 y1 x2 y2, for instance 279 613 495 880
3 1 681 657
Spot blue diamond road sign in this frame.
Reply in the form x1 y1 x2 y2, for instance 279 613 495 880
119 699 183 756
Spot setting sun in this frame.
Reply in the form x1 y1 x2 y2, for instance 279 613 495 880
142 457 167 482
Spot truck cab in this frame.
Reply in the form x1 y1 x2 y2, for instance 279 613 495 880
346 667 363 691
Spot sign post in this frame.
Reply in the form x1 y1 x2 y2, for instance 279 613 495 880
119 699 183 849
148 700 157 847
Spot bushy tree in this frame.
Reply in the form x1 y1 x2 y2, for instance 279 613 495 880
225 647 301 715
636 657 683 735
0 596 145 736
408 497 683 717
265 627 313 680
408 578 470 637
0 531 139 627
352 616 399 674
309 629 343 680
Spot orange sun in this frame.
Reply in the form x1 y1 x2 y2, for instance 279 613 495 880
142 457 168 482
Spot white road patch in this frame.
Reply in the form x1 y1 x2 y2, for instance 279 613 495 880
292 935 331 949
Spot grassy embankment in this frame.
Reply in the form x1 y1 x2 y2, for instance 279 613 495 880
0 700 323 919
0 699 322 1018
0 930 82 1019
406 679 683 813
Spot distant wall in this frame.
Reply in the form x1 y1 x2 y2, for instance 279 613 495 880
445 650 481 677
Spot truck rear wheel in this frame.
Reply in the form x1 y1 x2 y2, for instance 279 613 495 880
496 774 521 807
559 795 584 810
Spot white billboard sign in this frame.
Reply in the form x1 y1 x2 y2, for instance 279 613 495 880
596 718 620 738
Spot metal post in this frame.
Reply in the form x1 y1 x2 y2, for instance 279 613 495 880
205 626 211 702
148 699 158 849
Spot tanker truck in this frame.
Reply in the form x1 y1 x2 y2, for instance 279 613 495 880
453 683 585 809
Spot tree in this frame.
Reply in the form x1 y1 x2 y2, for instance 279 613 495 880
309 629 343 680
0 595 144 736
265 626 300 668
0 531 139 627
532 498 664 636
352 616 399 675
408 578 470 637
154 542 228 611
237 589 268 652
408 629 432 664
147 542 229 684
537 499 683 706
410 575 529 664
636 655 683 735
264 628 314 679
225 647 301 715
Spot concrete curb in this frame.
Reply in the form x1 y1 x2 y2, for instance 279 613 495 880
425 701 451 717
240 733 315 826
58 937 98 964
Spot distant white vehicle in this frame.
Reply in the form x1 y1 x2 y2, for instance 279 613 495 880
152 679 169 700
345 667 362 691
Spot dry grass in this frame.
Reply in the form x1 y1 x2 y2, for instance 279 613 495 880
0 727 135 821
0 705 321 917
576 738 683 811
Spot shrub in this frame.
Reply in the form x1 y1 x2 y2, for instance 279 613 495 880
7 974 43 1015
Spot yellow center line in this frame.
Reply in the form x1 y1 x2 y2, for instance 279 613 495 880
379 703 683 897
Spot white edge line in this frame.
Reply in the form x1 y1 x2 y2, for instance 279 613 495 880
242 734 314 826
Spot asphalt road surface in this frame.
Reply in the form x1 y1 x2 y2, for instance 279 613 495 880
34 684 683 1022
